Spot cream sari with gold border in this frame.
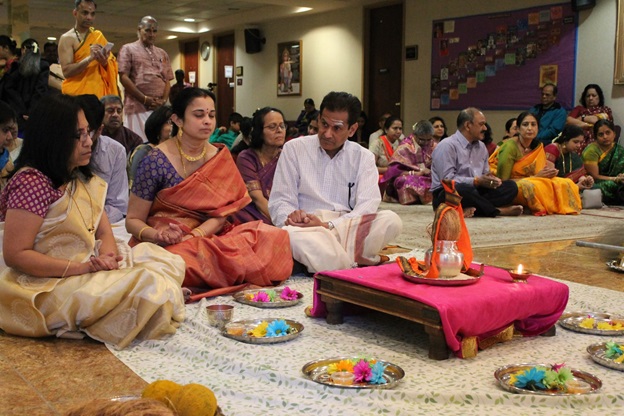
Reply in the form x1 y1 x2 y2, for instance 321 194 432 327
0 172 186 349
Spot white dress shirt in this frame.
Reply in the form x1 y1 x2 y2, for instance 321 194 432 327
90 135 129 223
269 135 381 228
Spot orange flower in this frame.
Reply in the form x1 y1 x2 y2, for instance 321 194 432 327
336 360 354 373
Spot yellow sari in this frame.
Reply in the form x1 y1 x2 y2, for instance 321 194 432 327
62 28 119 97
489 141 581 215
0 172 185 349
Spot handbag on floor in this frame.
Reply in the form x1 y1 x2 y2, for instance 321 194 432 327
581 188 602 209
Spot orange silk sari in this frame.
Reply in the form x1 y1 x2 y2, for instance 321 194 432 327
132 148 293 301
490 144 581 216
62 28 119 98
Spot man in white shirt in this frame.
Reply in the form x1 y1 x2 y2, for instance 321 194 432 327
269 91 402 273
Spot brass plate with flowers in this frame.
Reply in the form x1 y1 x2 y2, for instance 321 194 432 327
302 357 404 389
587 342 624 372
233 287 302 308
222 318 303 344
559 313 624 336
494 363 602 395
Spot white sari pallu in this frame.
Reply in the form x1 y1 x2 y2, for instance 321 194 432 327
0 173 186 349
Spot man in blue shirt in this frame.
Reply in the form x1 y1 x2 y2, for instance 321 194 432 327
430 107 522 217
529 83 567 145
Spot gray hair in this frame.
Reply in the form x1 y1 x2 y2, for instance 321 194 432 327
456 107 481 129
412 120 434 137
100 95 123 107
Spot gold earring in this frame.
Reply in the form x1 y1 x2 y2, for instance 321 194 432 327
177 126 183 138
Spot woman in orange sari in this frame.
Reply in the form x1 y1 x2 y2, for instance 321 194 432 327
489 112 581 215
370 116 402 180
126 88 292 301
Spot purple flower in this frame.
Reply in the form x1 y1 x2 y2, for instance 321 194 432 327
353 360 372 383
252 292 270 302
280 287 300 301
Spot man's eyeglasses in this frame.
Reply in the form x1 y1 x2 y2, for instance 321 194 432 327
264 123 286 132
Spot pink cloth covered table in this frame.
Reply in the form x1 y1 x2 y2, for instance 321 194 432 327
311 263 569 357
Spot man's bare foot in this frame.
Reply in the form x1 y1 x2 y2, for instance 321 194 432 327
499 205 523 216
463 207 476 218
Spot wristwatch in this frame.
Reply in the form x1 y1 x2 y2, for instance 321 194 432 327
581 114 586 121
327 221 335 230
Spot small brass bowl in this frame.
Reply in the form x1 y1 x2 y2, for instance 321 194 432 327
508 269 532 283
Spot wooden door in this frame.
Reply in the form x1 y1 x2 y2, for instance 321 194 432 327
183 40 199 86
365 3 403 136
215 33 235 129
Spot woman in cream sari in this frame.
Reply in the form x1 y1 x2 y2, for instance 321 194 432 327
489 112 581 215
0 94 185 349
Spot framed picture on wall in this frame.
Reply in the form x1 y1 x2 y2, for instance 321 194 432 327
277 40 302 96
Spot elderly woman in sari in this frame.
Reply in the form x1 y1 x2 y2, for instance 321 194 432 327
380 120 434 205
545 124 594 190
567 84 613 153
0 94 186 349
490 111 581 215
370 116 403 179
126 88 292 301
582 120 624 205
233 107 285 224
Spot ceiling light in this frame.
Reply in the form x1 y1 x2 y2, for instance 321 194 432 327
295 7 312 13
47 36 57 41
184 18 195 22
167 35 178 40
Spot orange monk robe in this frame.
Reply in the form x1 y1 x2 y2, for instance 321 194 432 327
62 28 119 98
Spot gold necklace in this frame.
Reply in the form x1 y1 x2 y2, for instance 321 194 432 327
176 138 207 162
558 145 572 175
69 181 95 234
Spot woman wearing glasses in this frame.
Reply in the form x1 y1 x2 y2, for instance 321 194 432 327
126 88 292 301
0 94 186 349
234 107 285 224
0 101 18 189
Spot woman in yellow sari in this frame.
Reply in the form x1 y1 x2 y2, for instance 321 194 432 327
0 94 185 349
489 112 581 215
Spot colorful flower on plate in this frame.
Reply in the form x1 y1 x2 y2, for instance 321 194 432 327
579 317 595 329
353 360 372 383
335 359 354 373
250 321 268 337
605 341 624 363
266 319 291 337
369 362 387 385
597 321 624 331
279 286 300 301
512 364 572 391
513 367 546 390
252 292 271 303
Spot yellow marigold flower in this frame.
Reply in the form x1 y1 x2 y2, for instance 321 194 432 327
579 318 595 329
250 321 268 337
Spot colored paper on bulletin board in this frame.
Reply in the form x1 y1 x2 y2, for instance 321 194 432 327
429 3 576 111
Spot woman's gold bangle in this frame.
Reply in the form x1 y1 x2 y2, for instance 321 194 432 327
61 260 71 278
192 227 206 238
143 95 148 105
138 226 152 241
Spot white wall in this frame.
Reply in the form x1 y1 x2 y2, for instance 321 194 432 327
232 7 364 121
164 0 622 138
405 0 623 139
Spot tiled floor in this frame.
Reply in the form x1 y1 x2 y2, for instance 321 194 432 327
1 238 623 414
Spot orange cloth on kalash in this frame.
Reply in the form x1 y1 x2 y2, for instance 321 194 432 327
397 179 473 278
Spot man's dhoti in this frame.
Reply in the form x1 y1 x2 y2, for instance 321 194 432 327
285 210 402 273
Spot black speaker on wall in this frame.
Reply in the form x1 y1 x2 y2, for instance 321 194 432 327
244 29 265 54
571 0 596 12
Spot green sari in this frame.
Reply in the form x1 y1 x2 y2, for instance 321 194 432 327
582 143 624 204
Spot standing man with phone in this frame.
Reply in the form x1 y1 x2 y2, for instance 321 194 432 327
118 16 173 141
58 0 119 97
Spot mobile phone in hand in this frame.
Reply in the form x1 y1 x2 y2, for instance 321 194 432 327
103 42 114 54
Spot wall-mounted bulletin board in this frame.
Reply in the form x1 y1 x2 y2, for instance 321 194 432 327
430 3 577 111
